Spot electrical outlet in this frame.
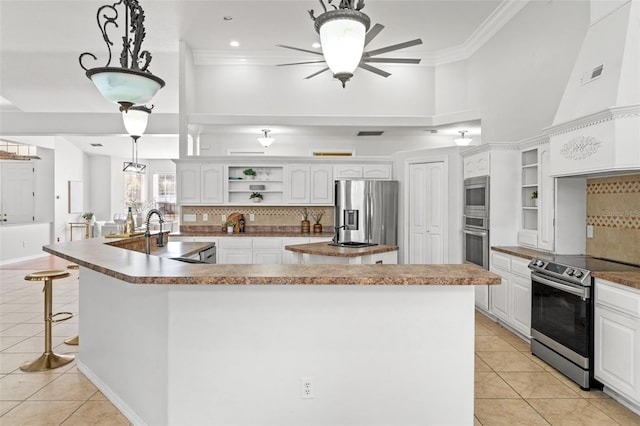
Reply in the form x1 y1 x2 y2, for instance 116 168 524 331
249 214 255 222
300 377 314 399
221 214 227 222
203 214 208 221
586 225 594 239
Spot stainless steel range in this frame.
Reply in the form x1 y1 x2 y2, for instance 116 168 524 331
528 255 639 390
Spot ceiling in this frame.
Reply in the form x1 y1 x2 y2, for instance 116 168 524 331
0 0 513 158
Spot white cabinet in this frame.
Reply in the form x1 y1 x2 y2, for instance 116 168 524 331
284 165 333 205
488 250 532 337
218 238 253 264
595 278 640 407
252 237 282 264
333 164 392 180
176 163 224 205
517 143 554 251
463 152 490 179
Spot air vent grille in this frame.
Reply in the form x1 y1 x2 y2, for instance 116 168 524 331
90 143 103 147
357 131 384 136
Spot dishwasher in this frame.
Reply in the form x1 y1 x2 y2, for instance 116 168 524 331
198 243 216 264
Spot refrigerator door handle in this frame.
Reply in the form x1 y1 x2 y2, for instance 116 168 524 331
367 192 373 242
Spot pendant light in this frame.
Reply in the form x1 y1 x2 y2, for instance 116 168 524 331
257 129 274 148
311 1 370 88
122 106 151 174
79 0 165 111
454 130 472 146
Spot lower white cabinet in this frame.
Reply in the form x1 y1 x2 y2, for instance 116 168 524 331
216 236 332 265
594 278 640 407
487 250 532 337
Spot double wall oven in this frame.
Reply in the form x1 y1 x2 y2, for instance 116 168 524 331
463 176 489 269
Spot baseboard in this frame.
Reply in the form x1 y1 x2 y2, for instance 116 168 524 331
76 360 147 426
603 386 640 416
0 252 49 267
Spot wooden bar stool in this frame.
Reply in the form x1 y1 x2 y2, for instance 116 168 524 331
20 270 75 372
64 264 80 346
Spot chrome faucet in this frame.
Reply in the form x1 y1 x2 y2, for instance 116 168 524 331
144 209 165 254
332 225 347 244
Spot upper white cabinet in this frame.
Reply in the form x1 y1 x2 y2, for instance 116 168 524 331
517 142 554 251
176 163 224 205
594 278 640 407
285 165 333 205
463 152 490 179
334 164 392 180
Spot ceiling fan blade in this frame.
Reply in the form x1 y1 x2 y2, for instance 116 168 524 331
305 67 330 79
358 63 391 78
365 39 423 57
276 44 323 56
363 58 421 64
277 60 327 67
364 23 385 47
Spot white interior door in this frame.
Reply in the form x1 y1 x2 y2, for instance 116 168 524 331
408 162 445 264
1 162 34 224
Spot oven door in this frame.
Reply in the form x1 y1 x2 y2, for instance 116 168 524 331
531 272 590 360
462 228 488 270
464 176 489 216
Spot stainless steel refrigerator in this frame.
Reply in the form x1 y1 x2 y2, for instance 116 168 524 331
334 180 399 245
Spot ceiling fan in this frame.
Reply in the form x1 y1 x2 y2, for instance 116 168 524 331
277 0 423 88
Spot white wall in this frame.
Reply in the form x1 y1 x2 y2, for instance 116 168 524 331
194 64 435 117
467 0 590 143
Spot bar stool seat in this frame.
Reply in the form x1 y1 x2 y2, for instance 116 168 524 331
64 264 80 346
20 270 75 372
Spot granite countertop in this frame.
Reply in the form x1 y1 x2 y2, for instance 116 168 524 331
285 242 399 258
175 231 335 238
492 246 640 290
43 235 500 286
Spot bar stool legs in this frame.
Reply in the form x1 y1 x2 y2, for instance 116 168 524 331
64 264 80 346
20 270 75 372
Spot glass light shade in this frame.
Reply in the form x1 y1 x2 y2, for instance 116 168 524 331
86 67 165 107
257 137 274 148
319 18 366 76
257 130 274 148
454 134 472 146
122 107 150 137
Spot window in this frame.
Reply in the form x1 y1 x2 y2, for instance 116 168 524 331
124 173 145 213
153 173 176 221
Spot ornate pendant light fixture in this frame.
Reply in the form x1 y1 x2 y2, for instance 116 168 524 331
310 0 370 88
79 0 165 111
257 129 274 148
454 130 472 146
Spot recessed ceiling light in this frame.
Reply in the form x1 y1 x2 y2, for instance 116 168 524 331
312 42 321 49
230 40 240 47
223 16 233 21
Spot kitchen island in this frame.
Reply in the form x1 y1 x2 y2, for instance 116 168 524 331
285 241 399 264
45 235 500 426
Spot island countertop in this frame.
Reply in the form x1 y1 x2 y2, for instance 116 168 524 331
43 235 500 286
285 241 398 258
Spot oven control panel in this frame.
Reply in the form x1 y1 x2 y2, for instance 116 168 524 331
528 258 591 286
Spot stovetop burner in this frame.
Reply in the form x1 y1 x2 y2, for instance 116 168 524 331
545 255 640 273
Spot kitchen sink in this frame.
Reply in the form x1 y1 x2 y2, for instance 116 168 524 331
169 257 208 264
329 242 378 248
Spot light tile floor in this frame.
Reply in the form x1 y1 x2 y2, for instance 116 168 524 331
1 256 640 425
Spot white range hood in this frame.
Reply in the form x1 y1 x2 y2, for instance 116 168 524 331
548 0 640 176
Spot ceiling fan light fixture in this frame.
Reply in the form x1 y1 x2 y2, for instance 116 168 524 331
454 130 472 146
257 129 274 148
79 0 165 110
121 105 152 138
313 7 370 88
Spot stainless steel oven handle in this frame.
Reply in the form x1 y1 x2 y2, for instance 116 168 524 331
463 229 487 237
531 272 589 299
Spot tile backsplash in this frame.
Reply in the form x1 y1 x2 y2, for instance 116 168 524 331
181 205 334 230
586 173 640 265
